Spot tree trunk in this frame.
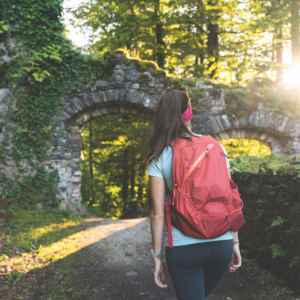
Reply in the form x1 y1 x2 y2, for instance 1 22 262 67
291 0 299 103
275 28 283 87
130 157 136 201
195 24 204 76
154 0 165 68
89 121 96 205
291 0 300 65
137 162 146 205
122 148 129 210
207 1 219 79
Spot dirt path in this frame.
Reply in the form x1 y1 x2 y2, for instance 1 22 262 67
2 217 300 300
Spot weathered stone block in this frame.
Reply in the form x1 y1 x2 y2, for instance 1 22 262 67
96 80 109 87
105 89 119 101
115 69 125 76
95 91 107 103
115 75 124 82
131 83 140 89
2 56 11 63
71 97 84 112
220 115 231 129
118 89 127 101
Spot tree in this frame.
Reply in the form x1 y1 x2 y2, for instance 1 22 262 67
72 0 298 85
81 115 151 218
290 0 300 65
72 0 168 67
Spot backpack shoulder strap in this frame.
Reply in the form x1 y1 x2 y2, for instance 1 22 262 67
165 180 174 248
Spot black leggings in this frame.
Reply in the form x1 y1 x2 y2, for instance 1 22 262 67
166 240 233 300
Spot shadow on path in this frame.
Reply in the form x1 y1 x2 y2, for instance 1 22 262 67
2 217 299 300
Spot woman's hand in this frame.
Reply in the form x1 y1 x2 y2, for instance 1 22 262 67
154 257 168 288
228 244 242 272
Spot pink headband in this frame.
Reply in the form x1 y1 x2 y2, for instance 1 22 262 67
181 100 193 122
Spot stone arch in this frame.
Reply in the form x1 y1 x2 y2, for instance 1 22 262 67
7 56 297 214
192 96 300 157
48 61 163 213
211 126 290 154
57 101 154 213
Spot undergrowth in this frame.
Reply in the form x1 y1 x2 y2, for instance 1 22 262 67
1 209 83 253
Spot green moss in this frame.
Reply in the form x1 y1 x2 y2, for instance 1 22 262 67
95 85 105 91
164 76 181 88
188 88 204 106
136 60 149 72
124 58 139 66
99 51 118 78
183 78 197 86
113 49 127 56
224 87 255 119
137 73 151 84
151 68 166 77
124 58 157 72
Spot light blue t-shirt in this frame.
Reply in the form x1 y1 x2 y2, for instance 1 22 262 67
147 135 233 247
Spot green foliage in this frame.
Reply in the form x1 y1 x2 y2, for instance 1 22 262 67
220 139 272 158
0 166 60 208
231 156 300 289
6 271 25 283
71 0 297 84
164 76 182 89
150 69 167 77
0 0 118 209
124 58 158 72
224 87 255 118
12 45 62 82
0 20 9 34
268 244 287 259
81 115 151 218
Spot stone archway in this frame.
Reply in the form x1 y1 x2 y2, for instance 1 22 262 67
1 27 299 216
20 56 300 213
211 126 290 154
47 59 163 213
58 101 154 213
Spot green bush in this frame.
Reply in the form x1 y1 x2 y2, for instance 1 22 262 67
0 166 60 208
224 87 255 118
231 156 300 290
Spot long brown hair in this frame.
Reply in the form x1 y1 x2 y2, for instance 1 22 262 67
147 88 193 162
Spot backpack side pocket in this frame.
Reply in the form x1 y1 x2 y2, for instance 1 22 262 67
229 180 245 232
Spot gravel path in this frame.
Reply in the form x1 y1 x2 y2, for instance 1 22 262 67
2 217 299 300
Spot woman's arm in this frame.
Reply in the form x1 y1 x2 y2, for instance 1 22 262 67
149 175 168 288
227 168 242 272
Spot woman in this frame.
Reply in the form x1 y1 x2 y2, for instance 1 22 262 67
147 88 241 300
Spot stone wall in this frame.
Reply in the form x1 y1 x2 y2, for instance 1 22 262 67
1 47 300 213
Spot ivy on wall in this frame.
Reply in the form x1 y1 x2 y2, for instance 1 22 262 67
0 0 118 209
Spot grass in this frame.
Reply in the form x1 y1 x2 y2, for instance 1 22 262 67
1 209 84 253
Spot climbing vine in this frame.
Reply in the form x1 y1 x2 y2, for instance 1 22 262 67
0 0 118 209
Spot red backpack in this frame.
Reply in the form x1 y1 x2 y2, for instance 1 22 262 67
166 135 245 248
